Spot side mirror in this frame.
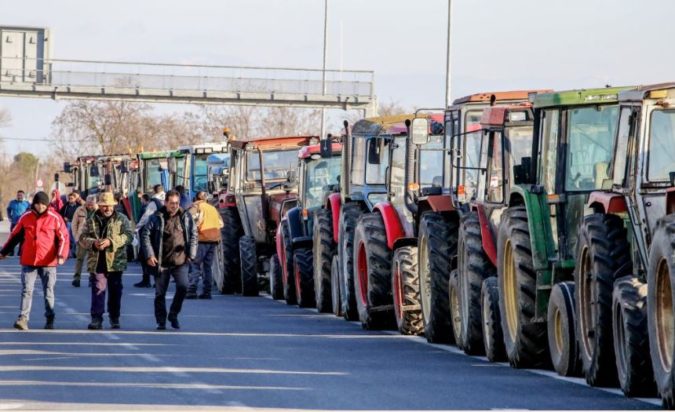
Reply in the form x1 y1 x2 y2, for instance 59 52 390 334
63 162 72 173
367 138 381 165
320 137 333 158
411 118 430 145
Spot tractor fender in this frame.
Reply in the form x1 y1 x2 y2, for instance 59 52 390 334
587 191 627 214
373 202 405 250
419 194 454 213
475 204 497 266
275 222 284 257
285 207 306 245
326 193 342 243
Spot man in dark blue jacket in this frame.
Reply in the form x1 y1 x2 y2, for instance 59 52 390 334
140 190 197 330
6 190 30 256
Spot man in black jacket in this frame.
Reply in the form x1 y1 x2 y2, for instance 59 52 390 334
140 190 197 330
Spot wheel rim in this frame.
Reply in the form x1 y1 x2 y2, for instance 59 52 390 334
357 242 368 305
419 235 431 321
656 258 674 373
450 280 461 341
393 259 404 322
579 245 595 360
553 306 564 356
503 239 518 342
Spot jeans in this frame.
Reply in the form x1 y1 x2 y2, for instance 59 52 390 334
91 272 123 320
154 264 189 324
19 266 56 321
73 245 90 279
188 243 216 294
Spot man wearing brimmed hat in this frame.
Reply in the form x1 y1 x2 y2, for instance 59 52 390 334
0 191 70 330
79 192 133 330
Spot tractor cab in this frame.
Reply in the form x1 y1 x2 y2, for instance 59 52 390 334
176 142 229 199
135 150 186 195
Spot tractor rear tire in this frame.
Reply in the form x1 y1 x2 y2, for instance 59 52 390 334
331 255 342 316
239 236 258 297
648 215 675 409
338 203 363 321
418 211 458 344
269 254 284 300
575 213 632 386
353 213 395 329
497 205 549 368
612 276 656 397
392 246 423 336
294 248 315 308
481 277 506 362
281 221 297 305
313 208 334 313
449 269 463 350
221 207 243 294
458 211 493 355
547 281 582 377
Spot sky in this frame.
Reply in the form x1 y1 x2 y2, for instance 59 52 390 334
1 0 675 156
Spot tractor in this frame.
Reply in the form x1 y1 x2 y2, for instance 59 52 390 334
272 138 342 308
446 104 536 359
348 112 445 331
176 142 229 200
218 135 315 296
494 87 635 380
580 84 675 404
415 91 537 344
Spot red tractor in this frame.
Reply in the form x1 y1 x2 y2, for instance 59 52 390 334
218 135 315 296
415 91 542 344
272 138 342 307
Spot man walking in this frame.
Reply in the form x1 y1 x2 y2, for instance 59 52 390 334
0 192 69 330
186 191 223 299
141 190 197 330
60 192 80 258
134 194 153 288
71 195 98 287
79 192 133 330
6 190 30 256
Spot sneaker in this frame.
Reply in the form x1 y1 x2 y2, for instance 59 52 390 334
156 323 166 330
198 293 212 300
134 280 152 288
185 292 198 299
13 317 28 331
72 278 80 287
87 318 103 330
110 318 120 329
44 316 54 330
167 313 180 329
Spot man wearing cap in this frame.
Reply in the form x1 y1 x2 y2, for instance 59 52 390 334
79 192 133 330
0 191 70 330
71 195 98 287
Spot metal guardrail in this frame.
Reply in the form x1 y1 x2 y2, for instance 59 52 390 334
0 57 375 108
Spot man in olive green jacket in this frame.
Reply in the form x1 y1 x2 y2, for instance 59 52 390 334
79 192 133 330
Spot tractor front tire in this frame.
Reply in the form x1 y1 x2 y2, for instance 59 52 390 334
392 246 423 336
313 208 335 313
239 236 258 297
281 221 297 305
221 207 243 294
331 255 342 316
294 248 315 308
338 203 363 321
269 254 284 300
547 281 581 377
481 277 506 362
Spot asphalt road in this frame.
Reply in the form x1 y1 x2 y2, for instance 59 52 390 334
0 255 662 409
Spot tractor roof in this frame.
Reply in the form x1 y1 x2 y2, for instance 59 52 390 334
480 103 533 128
228 135 317 151
178 142 228 154
533 86 634 109
298 142 343 159
352 113 443 137
618 82 675 102
138 150 184 160
452 90 549 106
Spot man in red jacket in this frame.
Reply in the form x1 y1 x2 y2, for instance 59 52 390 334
0 191 70 330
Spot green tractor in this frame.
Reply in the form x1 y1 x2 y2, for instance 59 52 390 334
495 87 634 378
